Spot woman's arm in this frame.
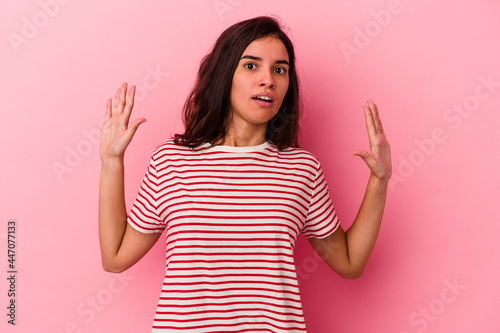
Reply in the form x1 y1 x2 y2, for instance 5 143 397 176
99 83 161 273
308 100 391 279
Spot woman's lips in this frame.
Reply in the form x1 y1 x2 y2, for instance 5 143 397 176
252 97 273 107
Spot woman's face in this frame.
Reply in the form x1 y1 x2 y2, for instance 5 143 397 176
229 36 290 130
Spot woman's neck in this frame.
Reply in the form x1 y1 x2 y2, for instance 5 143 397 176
219 117 267 147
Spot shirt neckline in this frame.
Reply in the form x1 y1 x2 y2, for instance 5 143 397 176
202 140 272 152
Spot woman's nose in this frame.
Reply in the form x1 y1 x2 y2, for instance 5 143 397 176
259 69 274 88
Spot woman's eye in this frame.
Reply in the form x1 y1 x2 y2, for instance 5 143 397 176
244 63 256 70
275 67 287 74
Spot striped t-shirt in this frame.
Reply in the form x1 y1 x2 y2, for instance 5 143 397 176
127 138 340 332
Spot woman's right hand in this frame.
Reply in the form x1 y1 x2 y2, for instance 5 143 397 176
100 82 146 161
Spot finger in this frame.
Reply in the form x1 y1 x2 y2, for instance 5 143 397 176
121 85 135 128
112 86 120 115
114 84 122 100
123 85 136 117
114 82 127 114
364 105 376 146
368 99 384 135
104 98 112 121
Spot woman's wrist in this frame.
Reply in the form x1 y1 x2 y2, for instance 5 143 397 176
101 155 125 168
368 173 390 191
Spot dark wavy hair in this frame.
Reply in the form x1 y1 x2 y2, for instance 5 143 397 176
174 16 301 149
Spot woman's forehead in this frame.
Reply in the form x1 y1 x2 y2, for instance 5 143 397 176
241 36 289 62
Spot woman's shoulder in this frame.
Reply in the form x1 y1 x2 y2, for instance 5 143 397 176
151 137 209 157
270 143 322 166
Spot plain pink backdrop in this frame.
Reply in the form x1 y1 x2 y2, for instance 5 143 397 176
1 0 499 332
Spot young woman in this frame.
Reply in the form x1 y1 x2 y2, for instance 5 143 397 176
99 16 391 332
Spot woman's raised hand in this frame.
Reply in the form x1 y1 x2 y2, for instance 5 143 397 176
100 83 146 161
352 100 392 181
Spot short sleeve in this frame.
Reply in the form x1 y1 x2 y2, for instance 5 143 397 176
301 159 340 239
127 153 165 234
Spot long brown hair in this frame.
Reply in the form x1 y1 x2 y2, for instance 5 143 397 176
174 16 301 149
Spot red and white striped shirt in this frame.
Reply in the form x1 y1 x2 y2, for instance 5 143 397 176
127 138 340 332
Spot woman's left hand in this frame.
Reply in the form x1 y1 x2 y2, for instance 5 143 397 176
352 100 392 181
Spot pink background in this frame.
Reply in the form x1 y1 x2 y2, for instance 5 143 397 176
1 0 499 332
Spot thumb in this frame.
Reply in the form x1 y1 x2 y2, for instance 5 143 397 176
352 150 376 169
352 149 369 160
352 150 380 174
126 118 147 138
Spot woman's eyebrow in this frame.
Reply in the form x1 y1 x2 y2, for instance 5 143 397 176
240 55 289 65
